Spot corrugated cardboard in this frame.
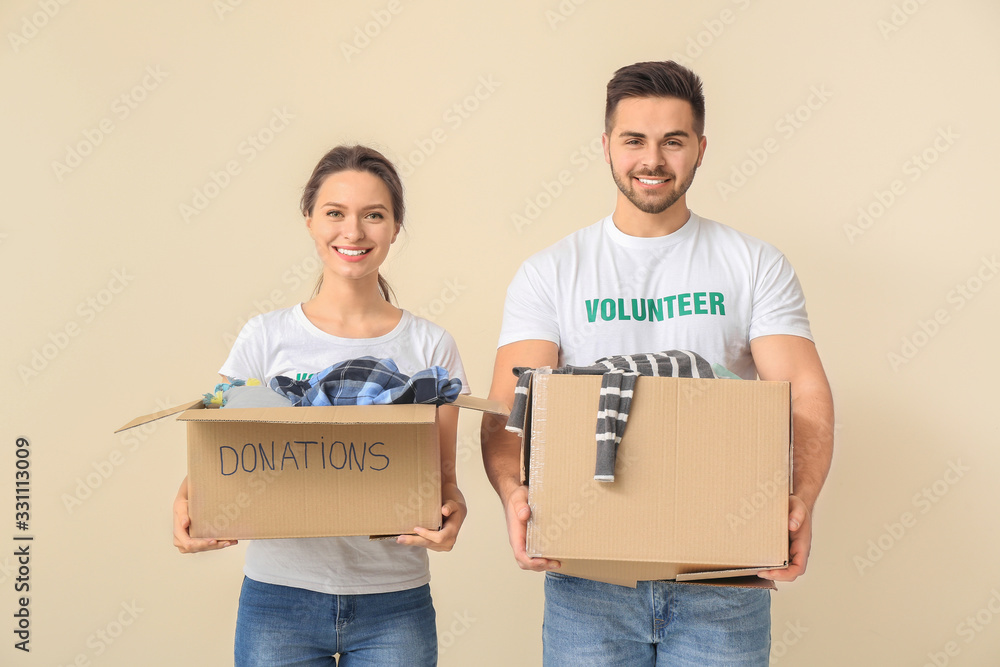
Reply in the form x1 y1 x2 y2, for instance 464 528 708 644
118 395 506 540
520 374 791 588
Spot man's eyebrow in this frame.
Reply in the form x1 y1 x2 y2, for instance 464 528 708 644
617 130 691 139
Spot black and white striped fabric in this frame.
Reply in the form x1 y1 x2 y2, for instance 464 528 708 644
506 350 724 482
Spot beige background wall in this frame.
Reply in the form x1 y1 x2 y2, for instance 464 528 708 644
2 1 998 665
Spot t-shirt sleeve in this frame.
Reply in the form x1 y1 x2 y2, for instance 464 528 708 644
219 315 267 382
748 253 813 342
496 260 561 349
428 329 471 395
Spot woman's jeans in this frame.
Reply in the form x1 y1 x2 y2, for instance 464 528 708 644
234 577 436 666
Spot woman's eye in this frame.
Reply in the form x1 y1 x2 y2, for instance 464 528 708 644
366 212 384 220
326 210 342 217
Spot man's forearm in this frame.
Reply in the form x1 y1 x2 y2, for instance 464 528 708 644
790 380 834 512
481 412 523 504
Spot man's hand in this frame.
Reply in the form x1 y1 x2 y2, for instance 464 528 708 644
481 339 561 571
759 495 810 581
503 484 560 572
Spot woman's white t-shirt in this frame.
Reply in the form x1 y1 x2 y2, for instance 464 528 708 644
219 304 469 595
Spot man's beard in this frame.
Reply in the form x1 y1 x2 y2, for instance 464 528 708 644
610 158 698 215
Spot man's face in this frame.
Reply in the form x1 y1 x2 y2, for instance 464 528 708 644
603 96 706 215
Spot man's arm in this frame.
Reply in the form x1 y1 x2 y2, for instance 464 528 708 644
750 334 834 581
481 339 561 572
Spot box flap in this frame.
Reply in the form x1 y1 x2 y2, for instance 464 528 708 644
179 404 438 425
674 576 777 590
450 394 509 416
676 565 786 582
553 559 780 589
115 399 203 433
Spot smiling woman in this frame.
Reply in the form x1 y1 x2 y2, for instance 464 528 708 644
171 144 470 667
300 145 406 305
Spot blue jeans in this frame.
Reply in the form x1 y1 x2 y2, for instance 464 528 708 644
543 573 771 666
234 577 436 666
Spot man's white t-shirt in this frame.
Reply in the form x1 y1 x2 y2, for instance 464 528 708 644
219 304 469 595
498 212 812 378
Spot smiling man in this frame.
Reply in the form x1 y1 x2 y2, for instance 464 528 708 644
481 61 834 665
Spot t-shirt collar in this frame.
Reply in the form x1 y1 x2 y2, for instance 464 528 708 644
603 210 698 249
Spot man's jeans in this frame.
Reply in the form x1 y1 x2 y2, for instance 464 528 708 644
234 577 436 666
543 572 771 666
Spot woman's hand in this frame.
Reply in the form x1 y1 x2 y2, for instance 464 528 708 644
395 483 466 552
173 477 238 553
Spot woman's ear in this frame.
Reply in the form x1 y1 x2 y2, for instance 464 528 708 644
391 222 401 244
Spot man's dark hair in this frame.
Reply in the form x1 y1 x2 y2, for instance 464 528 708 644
605 61 705 136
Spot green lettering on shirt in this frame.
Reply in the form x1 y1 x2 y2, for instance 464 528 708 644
601 299 616 321
693 292 708 315
710 292 725 315
581 293 727 322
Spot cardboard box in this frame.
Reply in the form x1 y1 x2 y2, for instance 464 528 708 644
118 395 506 540
517 373 791 588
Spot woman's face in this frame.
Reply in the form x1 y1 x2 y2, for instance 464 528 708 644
305 170 400 285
